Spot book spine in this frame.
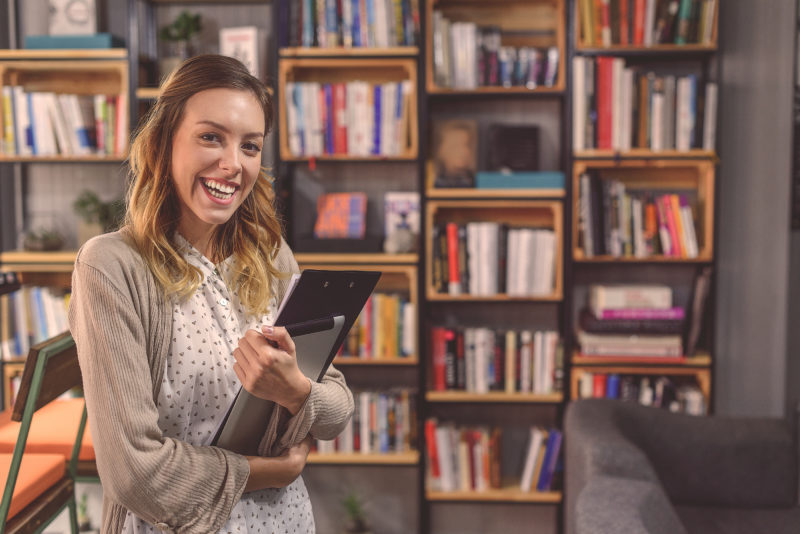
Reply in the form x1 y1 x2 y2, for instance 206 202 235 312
598 306 685 320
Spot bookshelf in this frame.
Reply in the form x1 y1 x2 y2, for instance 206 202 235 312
568 0 720 419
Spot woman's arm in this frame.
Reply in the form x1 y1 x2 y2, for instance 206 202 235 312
69 242 250 533
245 436 311 492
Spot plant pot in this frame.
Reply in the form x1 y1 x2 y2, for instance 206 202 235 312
78 221 104 246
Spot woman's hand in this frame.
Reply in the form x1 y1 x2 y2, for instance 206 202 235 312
245 435 312 492
233 325 312 414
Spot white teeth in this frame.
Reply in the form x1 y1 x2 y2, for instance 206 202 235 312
202 179 235 198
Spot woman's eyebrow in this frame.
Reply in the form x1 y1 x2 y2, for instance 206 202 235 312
197 119 264 138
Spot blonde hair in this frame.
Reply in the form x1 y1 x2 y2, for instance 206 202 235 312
125 54 284 316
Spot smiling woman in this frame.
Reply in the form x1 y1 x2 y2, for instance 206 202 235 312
67 55 355 534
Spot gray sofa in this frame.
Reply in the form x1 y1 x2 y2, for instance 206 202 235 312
564 399 800 534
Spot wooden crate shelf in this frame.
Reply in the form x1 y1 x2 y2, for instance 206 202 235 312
426 391 563 404
426 488 562 504
307 451 419 465
570 366 711 401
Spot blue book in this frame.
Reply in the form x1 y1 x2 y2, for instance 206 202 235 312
365 0 375 46
293 84 305 155
302 0 315 47
24 33 124 49
605 374 620 399
352 0 361 47
475 171 565 189
323 83 334 154
325 0 338 46
536 429 563 492
372 84 381 155
26 93 36 155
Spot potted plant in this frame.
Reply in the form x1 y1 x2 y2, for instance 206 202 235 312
73 190 125 245
23 228 64 252
158 10 202 78
342 492 371 534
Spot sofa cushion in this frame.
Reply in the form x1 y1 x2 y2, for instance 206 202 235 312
576 476 688 534
0 398 94 461
676 505 800 534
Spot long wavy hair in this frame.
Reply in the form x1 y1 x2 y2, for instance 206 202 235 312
125 54 284 316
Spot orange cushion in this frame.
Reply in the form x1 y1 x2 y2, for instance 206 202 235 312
0 399 94 461
0 453 65 520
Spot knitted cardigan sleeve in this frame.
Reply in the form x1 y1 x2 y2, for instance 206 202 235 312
68 233 249 534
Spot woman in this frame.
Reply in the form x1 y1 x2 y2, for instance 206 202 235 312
69 55 354 533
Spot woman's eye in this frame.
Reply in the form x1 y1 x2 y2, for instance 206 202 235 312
242 142 261 153
201 133 221 143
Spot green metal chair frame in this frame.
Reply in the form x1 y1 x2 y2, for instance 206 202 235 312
0 332 87 534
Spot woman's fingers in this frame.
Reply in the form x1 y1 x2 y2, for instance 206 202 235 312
260 325 296 355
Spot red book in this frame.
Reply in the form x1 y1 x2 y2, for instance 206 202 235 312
595 56 615 149
633 0 646 45
425 419 440 481
446 222 461 295
593 373 607 397
431 327 447 391
661 195 683 257
619 0 629 45
332 83 348 154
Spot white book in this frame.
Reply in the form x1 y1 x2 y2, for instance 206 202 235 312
611 58 624 150
703 82 718 151
589 284 672 313
644 0 657 46
434 425 455 491
307 82 324 156
544 332 558 393
401 302 415 356
632 197 647 258
651 91 664 151
475 328 490 394
59 94 89 155
379 82 396 155
676 76 692 151
680 203 699 258
579 372 594 399
572 56 586 151
433 11 447 87
520 428 545 491
220 26 262 78
474 433 487 491
519 330 532 393
374 0 388 48
43 92 73 155
30 92 57 156
12 87 30 155
535 230 556 296
359 392 371 453
285 82 301 155
517 229 535 296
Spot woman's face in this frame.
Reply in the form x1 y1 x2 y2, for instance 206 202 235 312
170 87 265 242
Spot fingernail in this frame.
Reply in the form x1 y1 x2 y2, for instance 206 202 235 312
262 325 274 335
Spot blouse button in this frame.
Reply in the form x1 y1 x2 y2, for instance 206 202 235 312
218 298 229 307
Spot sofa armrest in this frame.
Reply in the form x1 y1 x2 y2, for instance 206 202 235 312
619 401 797 507
575 476 688 534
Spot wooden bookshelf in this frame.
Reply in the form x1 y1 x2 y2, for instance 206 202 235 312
308 451 419 465
0 49 127 60
0 251 77 274
425 161 566 199
574 149 718 160
572 352 712 367
572 159 715 262
570 366 712 401
426 391 563 404
426 488 562 504
294 253 417 265
426 0 566 93
277 57 418 161
280 47 419 58
425 200 563 300
333 357 418 366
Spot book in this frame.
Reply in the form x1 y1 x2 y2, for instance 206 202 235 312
211 269 380 455
589 284 672 314
475 171 565 190
578 308 685 335
683 266 712 357
314 192 367 239
220 26 264 79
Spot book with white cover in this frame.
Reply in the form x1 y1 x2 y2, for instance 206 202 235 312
220 26 264 79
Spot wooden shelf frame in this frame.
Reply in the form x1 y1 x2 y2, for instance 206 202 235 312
280 47 419 58
573 0 719 51
0 57 130 159
424 161 566 200
333 357 419 366
426 488 562 504
426 391 563 404
572 351 712 367
277 57 418 161
570 366 711 401
307 451 419 465
426 0 567 94
574 149 717 160
571 158 715 262
425 200 564 301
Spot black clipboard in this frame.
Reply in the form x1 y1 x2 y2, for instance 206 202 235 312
210 269 380 455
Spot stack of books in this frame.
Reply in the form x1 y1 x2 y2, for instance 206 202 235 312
577 372 706 416
576 283 685 361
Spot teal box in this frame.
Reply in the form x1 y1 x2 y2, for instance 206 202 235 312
24 33 125 49
475 171 565 189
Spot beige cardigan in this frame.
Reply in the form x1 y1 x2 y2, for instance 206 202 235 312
68 231 354 533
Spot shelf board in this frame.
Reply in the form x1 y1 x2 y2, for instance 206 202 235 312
294 253 418 265
426 488 562 504
136 87 160 100
572 352 712 367
0 155 125 163
0 49 128 60
0 251 77 272
333 357 418 366
307 451 419 465
282 154 418 162
426 391 563 404
426 188 565 199
427 86 564 97
426 293 562 303
573 254 712 264
575 44 717 55
280 46 419 57
2 358 26 366
574 149 717 160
